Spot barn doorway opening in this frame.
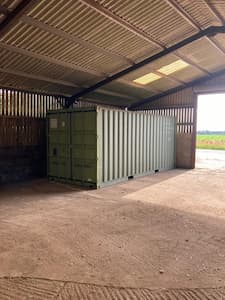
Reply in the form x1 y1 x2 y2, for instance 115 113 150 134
196 93 225 169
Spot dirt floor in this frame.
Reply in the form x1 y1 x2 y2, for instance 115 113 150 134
1 167 225 299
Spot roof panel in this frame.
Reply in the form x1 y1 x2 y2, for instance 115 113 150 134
176 0 221 28
97 0 197 45
119 55 182 81
43 82 80 96
0 46 71 79
121 68 179 92
0 71 79 96
179 37 225 73
167 66 205 83
27 0 161 61
214 33 225 53
60 71 102 87
0 45 103 88
146 77 179 91
209 1 225 21
1 21 128 75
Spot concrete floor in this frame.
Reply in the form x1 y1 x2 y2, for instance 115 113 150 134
196 148 225 169
1 168 225 299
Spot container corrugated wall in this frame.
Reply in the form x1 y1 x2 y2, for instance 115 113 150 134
97 108 175 186
47 107 176 188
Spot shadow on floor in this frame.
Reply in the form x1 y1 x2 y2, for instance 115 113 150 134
0 169 189 197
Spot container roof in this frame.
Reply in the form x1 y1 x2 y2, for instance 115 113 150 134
0 0 225 107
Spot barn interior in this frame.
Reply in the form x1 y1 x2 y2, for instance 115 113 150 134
1 1 225 298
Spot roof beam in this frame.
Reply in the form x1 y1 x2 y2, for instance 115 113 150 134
164 0 225 55
0 0 38 37
67 25 225 106
21 15 133 65
129 68 225 110
0 42 106 77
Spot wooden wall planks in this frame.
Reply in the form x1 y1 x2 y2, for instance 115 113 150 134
0 116 45 146
0 88 65 118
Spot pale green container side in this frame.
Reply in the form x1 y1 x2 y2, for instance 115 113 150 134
47 112 70 179
47 107 176 188
96 109 103 185
71 110 97 185
97 109 176 188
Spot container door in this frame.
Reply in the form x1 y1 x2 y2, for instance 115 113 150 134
71 111 97 185
47 113 71 179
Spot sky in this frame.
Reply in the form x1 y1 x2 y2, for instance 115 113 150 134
197 94 225 131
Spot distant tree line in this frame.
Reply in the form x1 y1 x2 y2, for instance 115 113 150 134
197 130 225 135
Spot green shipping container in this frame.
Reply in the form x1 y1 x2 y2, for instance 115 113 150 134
47 107 176 188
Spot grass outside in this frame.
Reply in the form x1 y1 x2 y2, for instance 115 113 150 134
197 135 225 150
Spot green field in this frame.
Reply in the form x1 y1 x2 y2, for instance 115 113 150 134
197 135 225 150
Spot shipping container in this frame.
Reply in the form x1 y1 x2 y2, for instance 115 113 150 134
47 107 176 188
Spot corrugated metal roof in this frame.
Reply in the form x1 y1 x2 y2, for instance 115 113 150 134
119 53 205 89
210 1 225 21
2 22 128 75
99 81 156 100
214 33 225 54
175 0 221 28
0 46 76 79
27 0 160 61
0 70 79 96
0 0 23 11
0 0 225 106
179 37 225 72
97 0 197 45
